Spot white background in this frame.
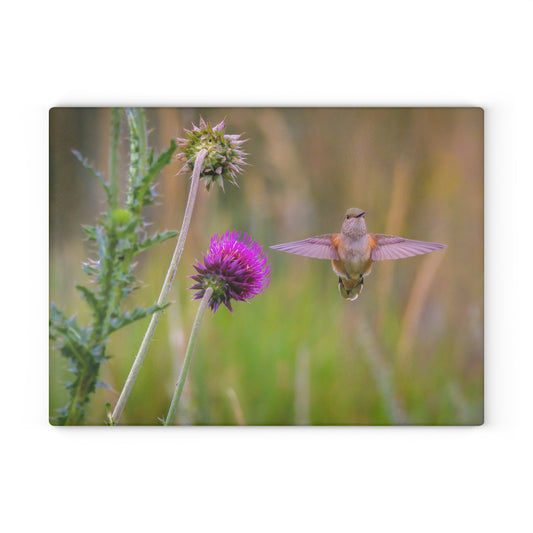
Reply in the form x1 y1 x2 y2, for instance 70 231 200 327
2 1 532 531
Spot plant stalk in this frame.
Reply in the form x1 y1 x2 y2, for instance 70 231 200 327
164 287 213 426
108 108 121 210
64 370 95 425
111 149 207 424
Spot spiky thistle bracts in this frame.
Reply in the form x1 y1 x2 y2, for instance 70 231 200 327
177 118 247 191
190 231 271 312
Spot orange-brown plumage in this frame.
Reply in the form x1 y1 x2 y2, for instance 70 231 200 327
331 232 374 300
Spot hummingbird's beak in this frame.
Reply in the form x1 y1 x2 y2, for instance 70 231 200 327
356 211 365 218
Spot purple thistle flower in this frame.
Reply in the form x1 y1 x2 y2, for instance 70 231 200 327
177 118 248 191
190 231 271 312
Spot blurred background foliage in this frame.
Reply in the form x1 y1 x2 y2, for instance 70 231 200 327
50 107 483 425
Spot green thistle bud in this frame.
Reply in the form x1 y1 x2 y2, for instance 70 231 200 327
177 118 247 191
112 209 132 226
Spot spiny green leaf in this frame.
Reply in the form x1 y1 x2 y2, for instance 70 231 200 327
72 150 111 199
81 262 99 276
120 284 138 299
81 224 98 241
95 226 107 260
118 235 137 250
106 303 170 335
129 139 177 215
51 324 95 366
134 230 178 254
96 381 114 391
76 285 101 315
122 216 140 236
50 301 65 325
146 139 177 183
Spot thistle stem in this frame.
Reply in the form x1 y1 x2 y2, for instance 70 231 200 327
108 108 121 211
164 287 213 426
111 148 208 424
64 371 94 425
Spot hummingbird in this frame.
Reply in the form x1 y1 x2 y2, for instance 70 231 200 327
271 207 447 301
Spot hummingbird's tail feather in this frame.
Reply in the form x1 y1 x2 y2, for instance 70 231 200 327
338 277 363 301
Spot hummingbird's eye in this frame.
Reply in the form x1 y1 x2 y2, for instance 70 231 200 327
346 215 350 220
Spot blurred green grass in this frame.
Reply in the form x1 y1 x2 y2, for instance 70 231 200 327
49 107 483 425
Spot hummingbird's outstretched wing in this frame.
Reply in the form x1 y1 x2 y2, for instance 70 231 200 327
270 234 339 260
370 234 447 261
